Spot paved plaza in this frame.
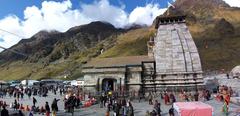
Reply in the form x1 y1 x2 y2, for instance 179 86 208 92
1 91 240 116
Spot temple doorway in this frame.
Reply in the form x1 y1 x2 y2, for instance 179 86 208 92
102 78 116 92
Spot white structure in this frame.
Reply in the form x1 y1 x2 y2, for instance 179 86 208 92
230 65 240 78
70 80 84 86
21 80 39 86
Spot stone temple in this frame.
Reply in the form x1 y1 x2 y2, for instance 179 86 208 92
82 16 204 94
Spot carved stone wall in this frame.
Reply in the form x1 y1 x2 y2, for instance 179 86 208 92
83 66 142 93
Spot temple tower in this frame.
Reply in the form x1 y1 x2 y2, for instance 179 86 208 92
152 15 204 91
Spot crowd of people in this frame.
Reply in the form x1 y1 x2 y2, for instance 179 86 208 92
0 84 87 116
0 81 238 116
99 92 134 116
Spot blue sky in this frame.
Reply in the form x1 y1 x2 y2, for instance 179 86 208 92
0 38 3 42
0 0 170 19
0 0 238 49
0 0 172 49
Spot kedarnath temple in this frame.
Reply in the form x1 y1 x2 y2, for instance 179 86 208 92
82 16 204 94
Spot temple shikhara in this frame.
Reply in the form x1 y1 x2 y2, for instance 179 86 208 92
82 16 204 94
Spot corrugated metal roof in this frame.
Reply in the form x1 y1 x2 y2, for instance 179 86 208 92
83 56 154 68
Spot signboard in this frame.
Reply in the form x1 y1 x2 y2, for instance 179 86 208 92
71 80 84 86
77 81 84 86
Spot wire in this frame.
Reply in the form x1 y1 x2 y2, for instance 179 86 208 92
0 28 28 57
0 28 25 38
0 28 53 57
0 31 26 57
0 45 28 57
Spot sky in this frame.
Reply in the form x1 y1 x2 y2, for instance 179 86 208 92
0 0 239 49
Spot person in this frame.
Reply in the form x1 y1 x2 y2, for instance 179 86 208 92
14 99 18 110
21 92 24 100
28 89 32 99
127 101 134 116
150 109 157 116
60 89 63 96
33 97 37 106
100 94 104 108
66 95 75 113
169 93 176 103
76 96 80 108
139 92 144 102
1 106 9 116
39 106 45 115
153 100 159 112
229 87 233 96
156 102 161 116
164 93 170 105
224 94 230 113
122 104 128 116
194 91 199 101
149 93 153 105
227 73 229 79
51 98 60 112
20 104 24 110
0 101 2 110
169 105 174 116
26 105 30 111
18 110 24 116
113 101 120 116
45 102 50 116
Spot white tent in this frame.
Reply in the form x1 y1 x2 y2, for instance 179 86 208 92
70 80 84 86
231 66 240 78
21 80 39 86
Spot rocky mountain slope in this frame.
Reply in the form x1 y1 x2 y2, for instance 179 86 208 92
0 21 122 63
1 0 240 80
0 21 125 80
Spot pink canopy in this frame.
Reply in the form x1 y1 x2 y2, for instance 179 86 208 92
173 102 213 116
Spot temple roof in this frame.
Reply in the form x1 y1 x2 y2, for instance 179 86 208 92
83 56 154 68
154 22 202 74
155 15 186 29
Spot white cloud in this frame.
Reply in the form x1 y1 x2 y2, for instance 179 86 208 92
223 0 240 7
81 0 128 27
0 0 167 49
129 4 167 25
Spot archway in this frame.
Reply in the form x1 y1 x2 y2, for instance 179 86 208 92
102 78 117 92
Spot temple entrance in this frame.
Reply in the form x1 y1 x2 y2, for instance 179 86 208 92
102 78 116 92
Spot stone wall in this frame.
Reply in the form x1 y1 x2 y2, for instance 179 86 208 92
154 23 202 74
83 66 142 93
151 20 204 91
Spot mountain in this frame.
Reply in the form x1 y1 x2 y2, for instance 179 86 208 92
0 21 123 63
1 0 240 80
0 21 124 80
